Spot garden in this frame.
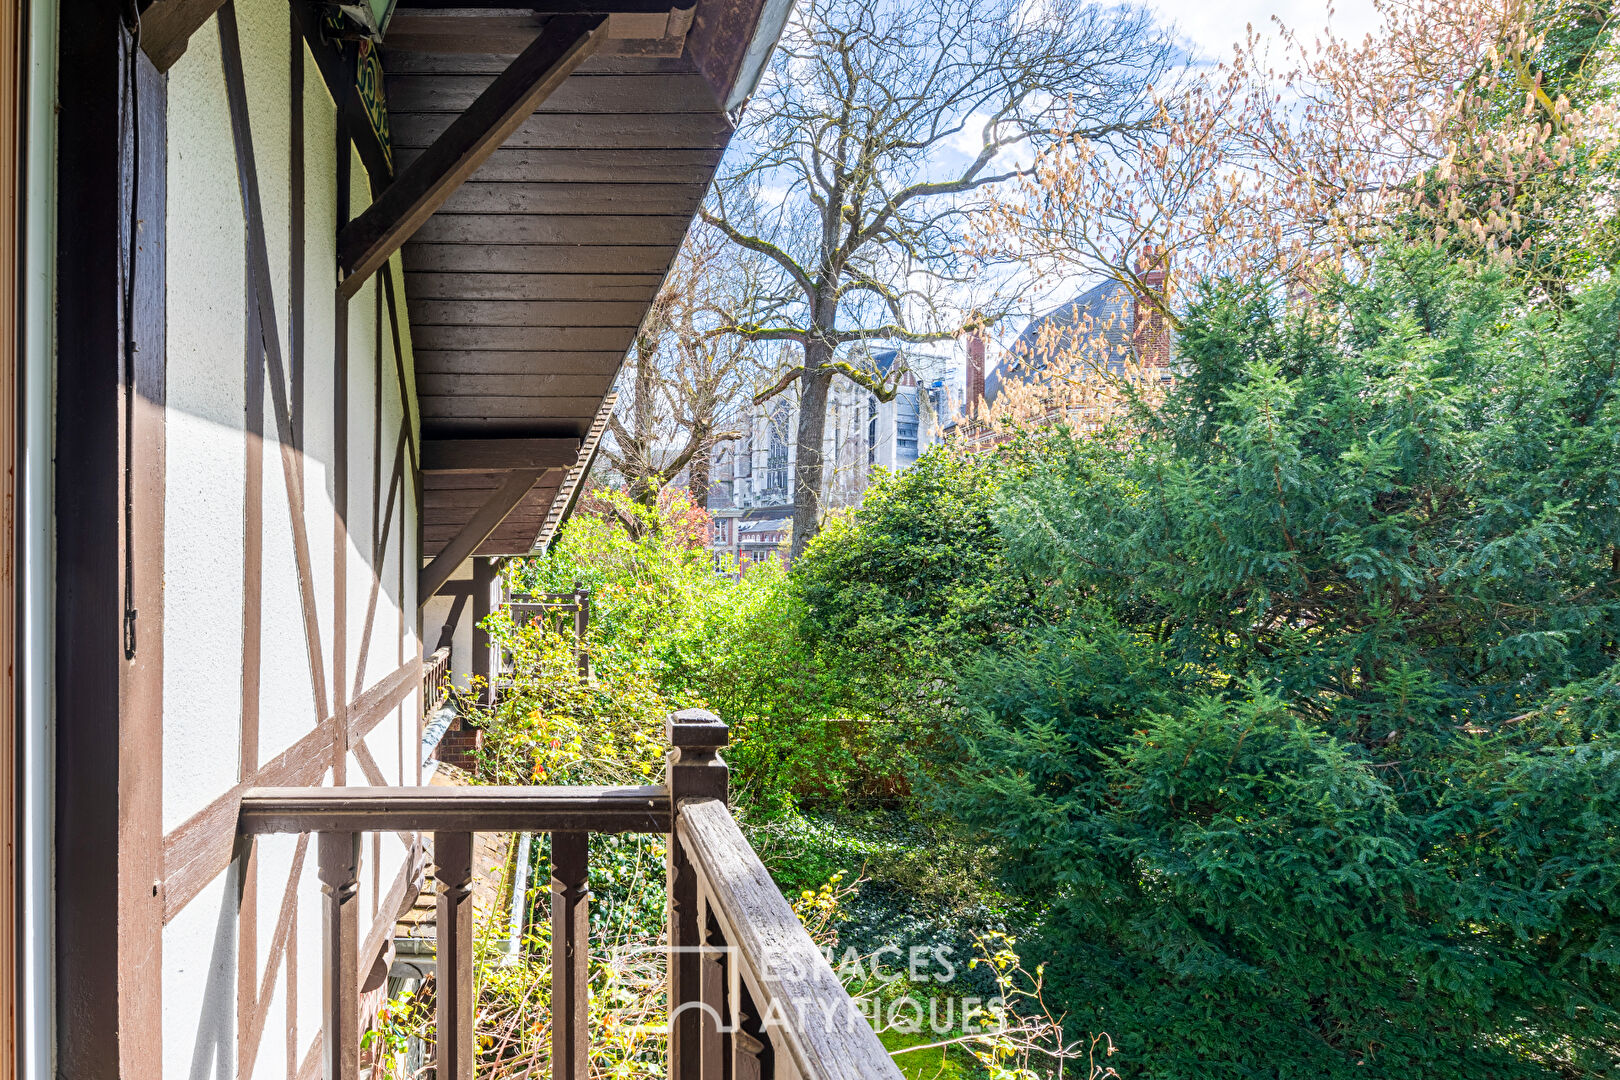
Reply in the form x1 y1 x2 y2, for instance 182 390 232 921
381 0 1620 1073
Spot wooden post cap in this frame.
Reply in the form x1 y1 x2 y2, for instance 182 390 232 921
667 709 728 805
668 708 728 749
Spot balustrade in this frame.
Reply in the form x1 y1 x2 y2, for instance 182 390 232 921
506 587 591 679
236 707 901 1080
422 645 452 712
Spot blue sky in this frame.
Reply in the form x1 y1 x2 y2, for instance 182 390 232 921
1150 0 1380 62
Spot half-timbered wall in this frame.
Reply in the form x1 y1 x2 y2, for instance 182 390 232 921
422 560 493 696
158 2 423 1074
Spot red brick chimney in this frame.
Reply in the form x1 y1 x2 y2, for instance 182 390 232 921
964 331 986 418
1132 246 1172 368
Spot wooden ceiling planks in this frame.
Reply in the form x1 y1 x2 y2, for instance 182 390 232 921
410 325 636 352
387 22 746 557
413 350 627 374
422 470 566 557
403 243 677 273
405 272 666 301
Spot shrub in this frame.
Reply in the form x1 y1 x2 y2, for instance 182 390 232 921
506 489 881 810
943 248 1620 1078
796 442 1047 698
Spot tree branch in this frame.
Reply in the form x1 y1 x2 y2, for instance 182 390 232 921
830 323 964 345
720 324 813 344
828 359 903 402
699 208 816 298
753 366 804 405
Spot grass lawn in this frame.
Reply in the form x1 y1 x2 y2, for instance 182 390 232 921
879 1028 980 1080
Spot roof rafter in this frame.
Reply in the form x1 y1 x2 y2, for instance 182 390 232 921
338 12 611 297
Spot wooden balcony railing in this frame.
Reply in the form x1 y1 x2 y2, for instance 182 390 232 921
423 645 452 713
507 588 591 679
238 709 901 1080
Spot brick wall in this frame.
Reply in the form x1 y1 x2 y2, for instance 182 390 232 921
434 715 483 772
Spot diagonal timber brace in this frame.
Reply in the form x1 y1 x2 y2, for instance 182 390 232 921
417 468 548 604
337 12 609 297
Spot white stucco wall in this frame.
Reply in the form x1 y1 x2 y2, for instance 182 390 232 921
162 0 423 1073
421 562 478 693
164 18 248 834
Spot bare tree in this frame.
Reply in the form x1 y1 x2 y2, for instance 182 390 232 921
600 226 764 513
976 0 1620 312
704 0 1175 558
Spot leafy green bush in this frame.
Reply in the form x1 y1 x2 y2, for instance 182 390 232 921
796 443 1046 696
942 248 1620 1078
468 612 671 787
507 490 889 809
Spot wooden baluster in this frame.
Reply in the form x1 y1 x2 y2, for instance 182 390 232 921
318 832 362 1080
700 906 730 1080
733 982 770 1080
667 710 729 1080
574 588 590 679
668 826 702 1080
435 830 476 1080
551 831 590 1080
733 1030 765 1080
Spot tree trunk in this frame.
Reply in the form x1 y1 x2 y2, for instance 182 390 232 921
628 340 659 507
687 435 712 507
789 339 833 561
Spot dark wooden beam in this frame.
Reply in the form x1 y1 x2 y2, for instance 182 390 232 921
337 14 609 297
55 15 167 1077
471 557 497 706
384 2 694 53
288 0 393 188
139 0 394 178
138 0 228 71
239 785 671 832
422 437 580 472
417 468 544 600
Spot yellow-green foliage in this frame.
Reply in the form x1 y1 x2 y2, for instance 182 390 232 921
470 615 670 786
506 490 908 809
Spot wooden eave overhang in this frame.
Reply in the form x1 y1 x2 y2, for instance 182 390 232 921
382 0 778 562
138 0 782 570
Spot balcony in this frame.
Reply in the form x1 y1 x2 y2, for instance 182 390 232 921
238 710 900 1080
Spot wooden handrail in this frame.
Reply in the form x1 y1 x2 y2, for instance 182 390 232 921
676 798 905 1080
239 784 669 834
243 710 895 1080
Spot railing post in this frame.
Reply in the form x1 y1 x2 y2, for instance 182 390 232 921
667 709 728 1080
473 557 498 707
551 831 591 1080
573 587 590 679
668 708 728 804
318 832 362 1080
700 907 728 1080
734 1029 765 1080
435 830 476 1080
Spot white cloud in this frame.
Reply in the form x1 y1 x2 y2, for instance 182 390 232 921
1149 0 1381 63
945 111 995 159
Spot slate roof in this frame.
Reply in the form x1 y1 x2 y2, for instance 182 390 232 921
986 280 1134 406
